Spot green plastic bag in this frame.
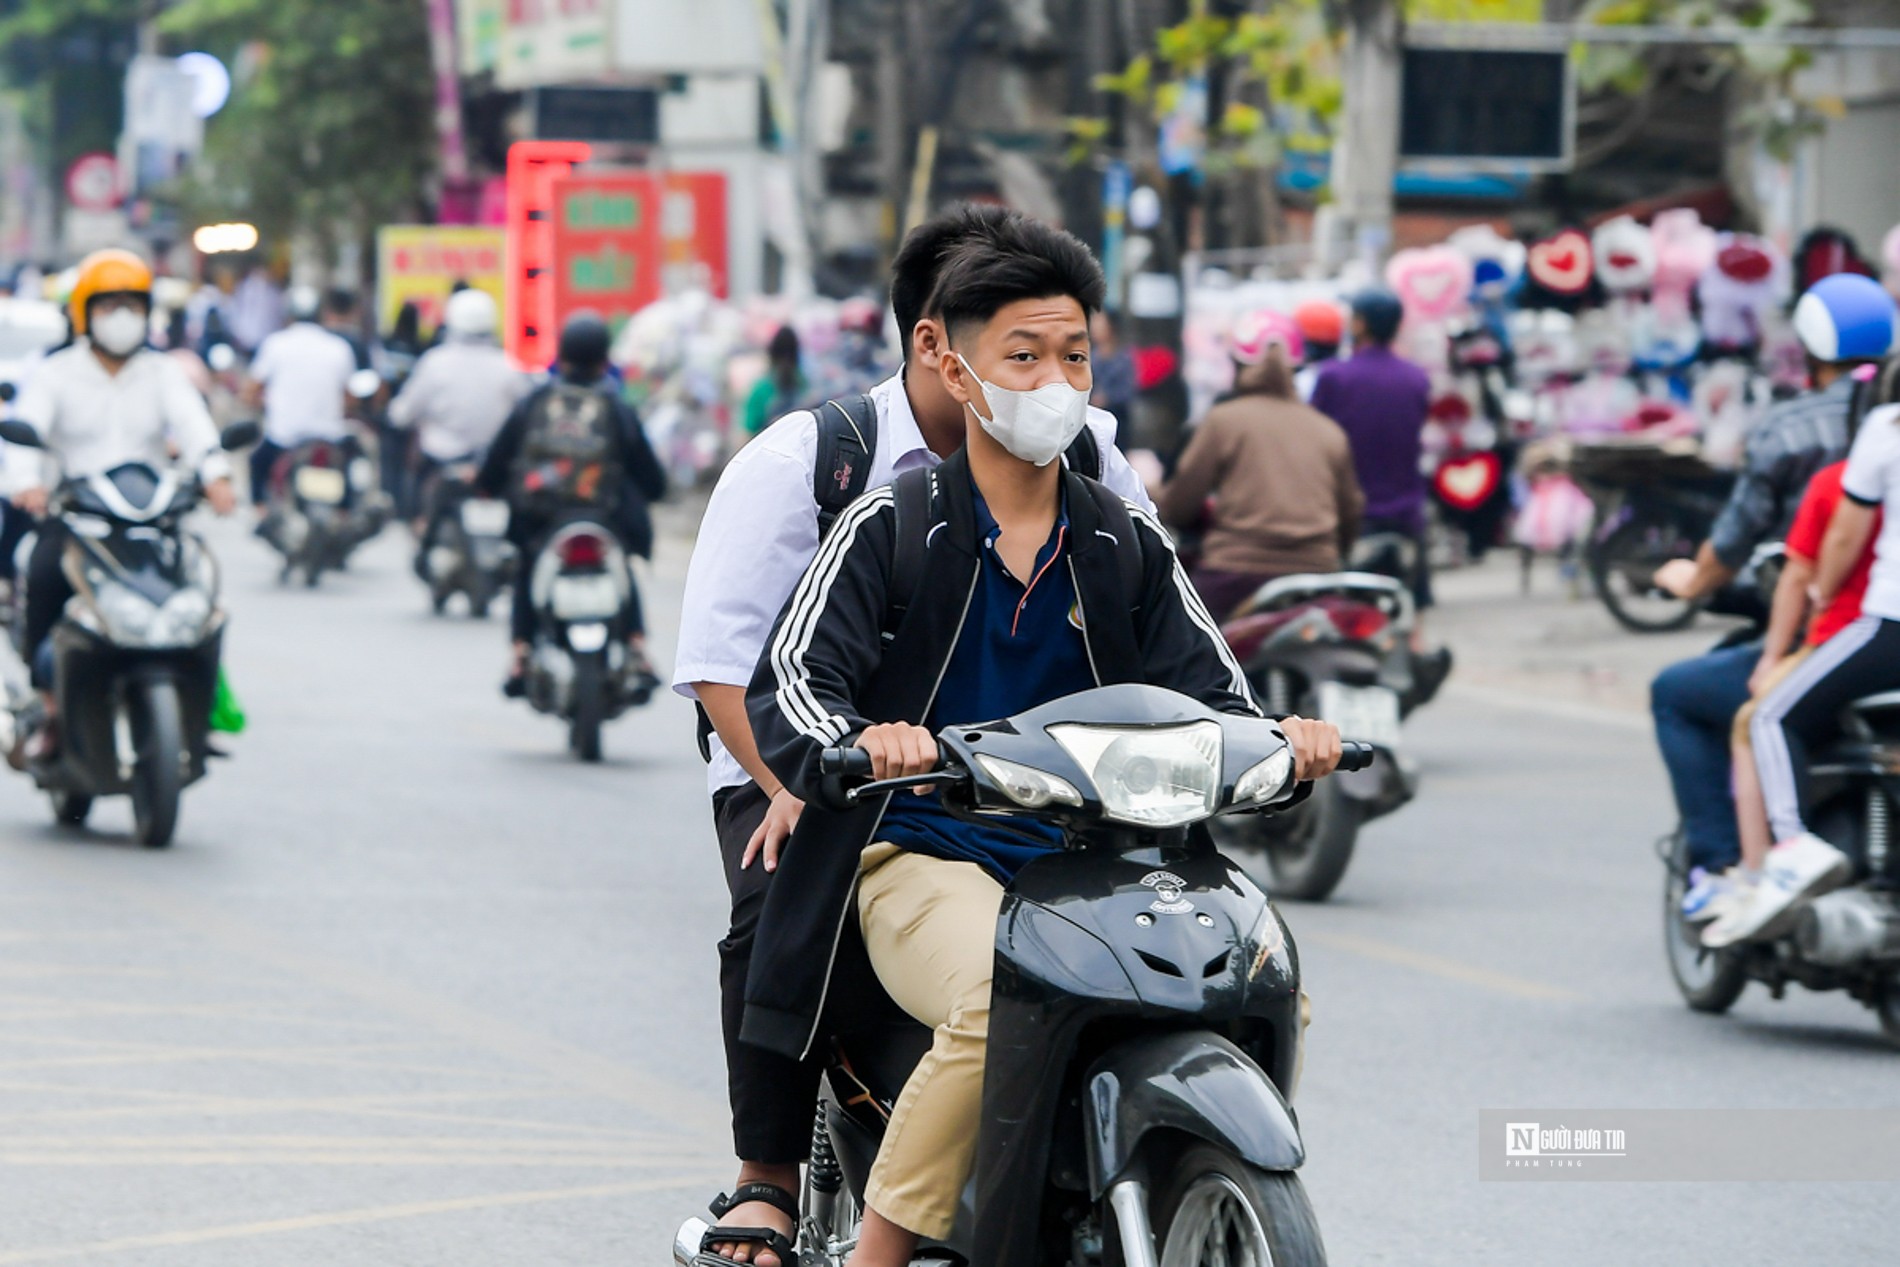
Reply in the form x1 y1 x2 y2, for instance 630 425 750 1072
209 667 246 735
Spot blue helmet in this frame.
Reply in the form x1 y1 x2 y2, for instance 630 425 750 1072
1792 273 1897 362
1350 287 1405 344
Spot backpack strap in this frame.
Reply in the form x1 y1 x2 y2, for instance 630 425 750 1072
813 394 878 537
882 464 939 645
1063 424 1103 481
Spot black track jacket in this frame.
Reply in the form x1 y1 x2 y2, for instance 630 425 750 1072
741 448 1264 1060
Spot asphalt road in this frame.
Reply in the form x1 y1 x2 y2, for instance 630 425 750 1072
0 516 1893 1265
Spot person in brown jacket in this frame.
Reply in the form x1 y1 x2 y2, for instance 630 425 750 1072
1157 315 1364 621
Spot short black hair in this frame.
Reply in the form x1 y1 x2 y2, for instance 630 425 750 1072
929 219 1106 348
889 203 1019 362
324 287 358 318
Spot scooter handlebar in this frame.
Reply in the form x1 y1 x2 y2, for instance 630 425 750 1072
1337 741 1375 773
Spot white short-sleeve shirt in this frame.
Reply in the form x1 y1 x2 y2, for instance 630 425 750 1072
250 322 358 446
1841 403 1900 621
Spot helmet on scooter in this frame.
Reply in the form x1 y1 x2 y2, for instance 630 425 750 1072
67 248 152 336
1293 299 1345 351
1793 273 1897 363
287 285 322 322
1230 310 1303 366
442 288 499 340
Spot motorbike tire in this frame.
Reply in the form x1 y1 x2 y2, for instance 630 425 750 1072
129 679 184 849
1263 778 1362 903
1588 515 1702 634
1661 836 1747 1014
431 588 450 616
1150 1144 1326 1267
50 790 91 827
569 653 605 764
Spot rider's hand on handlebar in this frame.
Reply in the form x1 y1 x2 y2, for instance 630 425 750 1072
743 786 805 872
1279 716 1343 781
204 477 238 516
855 722 939 789
14 487 47 517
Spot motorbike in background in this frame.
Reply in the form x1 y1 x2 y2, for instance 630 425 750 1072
517 516 640 762
1 418 256 848
1216 571 1418 900
416 462 512 618
677 685 1372 1267
1663 548 1900 1045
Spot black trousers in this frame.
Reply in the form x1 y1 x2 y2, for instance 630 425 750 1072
713 780 824 1163
21 523 71 689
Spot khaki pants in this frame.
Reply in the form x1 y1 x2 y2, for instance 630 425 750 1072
856 843 1003 1239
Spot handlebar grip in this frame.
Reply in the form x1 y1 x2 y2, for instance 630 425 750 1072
817 746 874 812
1337 742 1376 773
819 747 873 780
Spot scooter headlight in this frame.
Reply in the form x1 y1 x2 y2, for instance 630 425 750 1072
972 754 1082 811
147 589 214 647
88 579 159 644
1233 746 1296 807
1048 721 1222 827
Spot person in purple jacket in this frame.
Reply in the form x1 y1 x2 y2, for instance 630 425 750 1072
1309 287 1436 631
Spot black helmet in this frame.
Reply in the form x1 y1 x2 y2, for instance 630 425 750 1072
1350 287 1405 345
558 310 612 371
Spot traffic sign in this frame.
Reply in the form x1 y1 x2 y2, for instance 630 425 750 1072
65 153 121 213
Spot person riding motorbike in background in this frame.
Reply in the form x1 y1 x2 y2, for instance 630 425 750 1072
3 248 237 760
243 285 359 507
475 311 665 702
676 203 1156 1267
1292 298 1345 401
1157 311 1363 621
735 227 1341 1267
1309 288 1434 627
1651 273 1898 920
386 288 529 541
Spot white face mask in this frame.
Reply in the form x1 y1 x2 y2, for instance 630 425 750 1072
956 353 1090 467
90 307 148 358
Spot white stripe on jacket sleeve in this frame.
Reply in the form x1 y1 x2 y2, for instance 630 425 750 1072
1128 504 1263 716
767 486 898 743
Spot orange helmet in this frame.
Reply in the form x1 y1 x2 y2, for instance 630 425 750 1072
1293 299 1345 349
68 248 154 335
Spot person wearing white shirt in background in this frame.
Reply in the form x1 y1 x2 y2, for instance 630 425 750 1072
6 249 236 761
386 288 529 534
243 286 358 506
675 204 1155 1267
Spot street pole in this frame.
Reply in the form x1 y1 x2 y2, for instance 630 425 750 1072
1323 0 1400 273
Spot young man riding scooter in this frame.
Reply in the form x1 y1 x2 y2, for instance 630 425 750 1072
729 229 1342 1267
677 205 1154 1266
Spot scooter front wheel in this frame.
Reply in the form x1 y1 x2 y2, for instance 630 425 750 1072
1152 1144 1325 1267
129 679 183 849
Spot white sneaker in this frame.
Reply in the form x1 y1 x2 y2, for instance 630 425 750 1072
1708 833 1852 945
1681 867 1748 923
1701 872 1765 948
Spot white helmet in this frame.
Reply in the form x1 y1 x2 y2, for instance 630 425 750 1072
287 285 322 322
442 288 498 340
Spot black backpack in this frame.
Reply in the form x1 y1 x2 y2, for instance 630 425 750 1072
511 382 623 516
694 396 1121 764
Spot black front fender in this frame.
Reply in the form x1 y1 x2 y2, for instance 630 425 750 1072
1083 1030 1303 1197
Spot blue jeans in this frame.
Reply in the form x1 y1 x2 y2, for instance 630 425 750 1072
1650 643 1756 871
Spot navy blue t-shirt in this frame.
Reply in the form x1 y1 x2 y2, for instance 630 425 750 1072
878 486 1096 881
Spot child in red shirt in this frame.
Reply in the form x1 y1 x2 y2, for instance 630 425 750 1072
1704 461 1875 947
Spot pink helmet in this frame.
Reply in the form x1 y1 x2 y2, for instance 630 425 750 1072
1230 310 1303 366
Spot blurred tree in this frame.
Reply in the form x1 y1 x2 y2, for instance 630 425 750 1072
158 0 437 259
1574 0 1831 165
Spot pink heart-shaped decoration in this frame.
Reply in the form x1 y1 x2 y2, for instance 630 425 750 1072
1529 231 1593 295
1386 247 1473 321
1435 452 1501 511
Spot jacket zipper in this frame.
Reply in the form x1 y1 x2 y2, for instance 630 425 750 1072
1068 556 1106 688
800 558 982 1061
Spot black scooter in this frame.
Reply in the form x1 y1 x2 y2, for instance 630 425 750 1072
676 684 1370 1267
416 460 512 618
1 418 256 848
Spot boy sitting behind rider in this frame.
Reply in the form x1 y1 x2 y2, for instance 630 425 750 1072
741 227 1341 1266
